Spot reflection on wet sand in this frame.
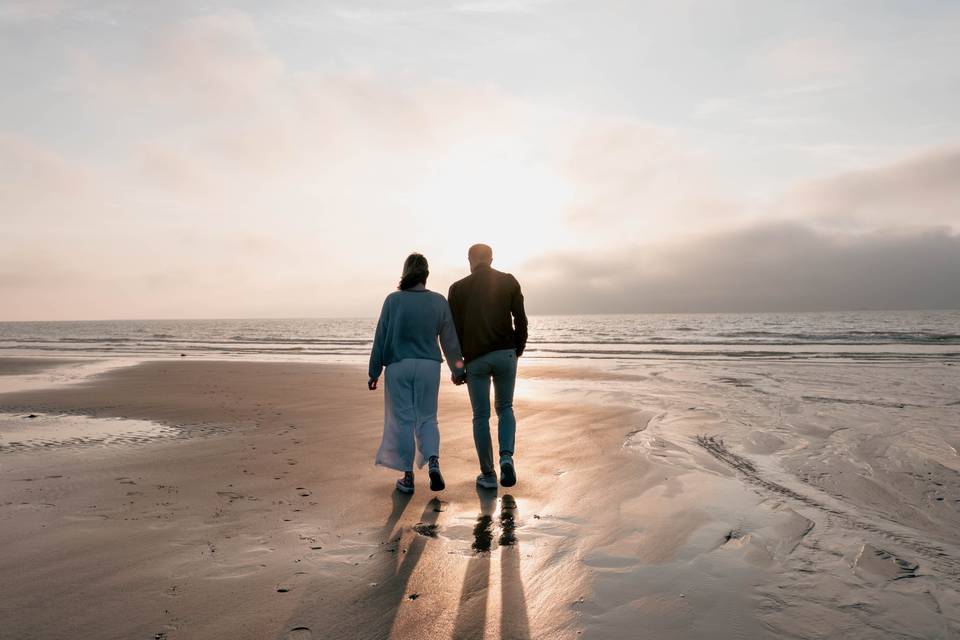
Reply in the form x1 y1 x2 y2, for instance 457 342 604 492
452 488 531 640
451 488 496 638
471 490 497 553
499 494 531 640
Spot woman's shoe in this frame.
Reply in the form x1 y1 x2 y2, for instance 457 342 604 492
396 473 415 494
428 458 445 492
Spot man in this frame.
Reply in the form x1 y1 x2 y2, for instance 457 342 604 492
448 243 528 489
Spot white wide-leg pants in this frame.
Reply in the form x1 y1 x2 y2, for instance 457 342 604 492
375 358 441 472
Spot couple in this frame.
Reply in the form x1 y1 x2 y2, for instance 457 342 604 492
367 243 528 495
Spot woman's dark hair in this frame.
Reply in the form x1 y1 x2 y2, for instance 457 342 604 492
398 253 429 290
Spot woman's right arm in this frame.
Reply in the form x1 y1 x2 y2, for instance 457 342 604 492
438 298 466 382
368 297 390 387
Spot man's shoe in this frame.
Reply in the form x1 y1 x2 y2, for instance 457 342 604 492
428 459 446 492
476 473 498 489
500 456 517 487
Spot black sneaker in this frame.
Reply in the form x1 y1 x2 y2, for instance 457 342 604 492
428 459 445 491
396 475 414 494
500 456 517 487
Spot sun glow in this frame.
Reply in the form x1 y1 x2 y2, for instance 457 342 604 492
406 137 573 269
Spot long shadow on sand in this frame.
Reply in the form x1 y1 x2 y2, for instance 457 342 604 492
451 488 531 640
379 489 413 541
377 496 443 635
277 489 427 639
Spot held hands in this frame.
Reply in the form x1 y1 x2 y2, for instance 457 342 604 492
451 359 467 386
368 377 379 391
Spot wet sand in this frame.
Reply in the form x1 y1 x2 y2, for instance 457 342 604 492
0 357 80 376
1 357 958 639
0 359 645 640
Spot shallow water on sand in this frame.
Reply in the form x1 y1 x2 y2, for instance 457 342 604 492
0 412 220 453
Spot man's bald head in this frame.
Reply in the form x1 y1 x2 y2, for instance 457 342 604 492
468 243 493 272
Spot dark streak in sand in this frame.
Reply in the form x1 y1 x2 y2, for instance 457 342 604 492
801 395 922 409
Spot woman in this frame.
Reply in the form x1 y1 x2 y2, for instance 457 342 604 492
368 253 465 494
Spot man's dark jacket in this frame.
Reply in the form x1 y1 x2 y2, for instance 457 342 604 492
448 265 528 363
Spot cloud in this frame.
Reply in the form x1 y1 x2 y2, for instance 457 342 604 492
763 36 856 82
452 0 552 14
4 9 960 319
525 224 960 313
0 0 69 24
0 133 102 220
71 10 284 114
780 145 960 230
43 11 726 267
560 117 741 243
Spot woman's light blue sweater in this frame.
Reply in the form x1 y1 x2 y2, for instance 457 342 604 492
368 288 465 380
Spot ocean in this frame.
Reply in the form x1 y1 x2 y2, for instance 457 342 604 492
1 310 958 362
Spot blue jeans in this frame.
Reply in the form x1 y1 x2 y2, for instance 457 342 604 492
465 348 517 475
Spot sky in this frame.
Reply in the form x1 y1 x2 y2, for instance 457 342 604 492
2 0 959 320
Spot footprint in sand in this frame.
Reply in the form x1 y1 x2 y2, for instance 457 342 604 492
283 627 312 640
276 571 310 594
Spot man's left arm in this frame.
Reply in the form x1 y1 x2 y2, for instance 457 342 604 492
447 283 464 344
510 275 528 357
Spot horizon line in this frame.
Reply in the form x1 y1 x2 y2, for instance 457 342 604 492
1 308 958 323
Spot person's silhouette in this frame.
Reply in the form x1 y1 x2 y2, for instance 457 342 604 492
448 244 528 489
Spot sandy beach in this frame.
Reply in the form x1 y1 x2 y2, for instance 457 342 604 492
0 358 642 639
2 355 959 639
